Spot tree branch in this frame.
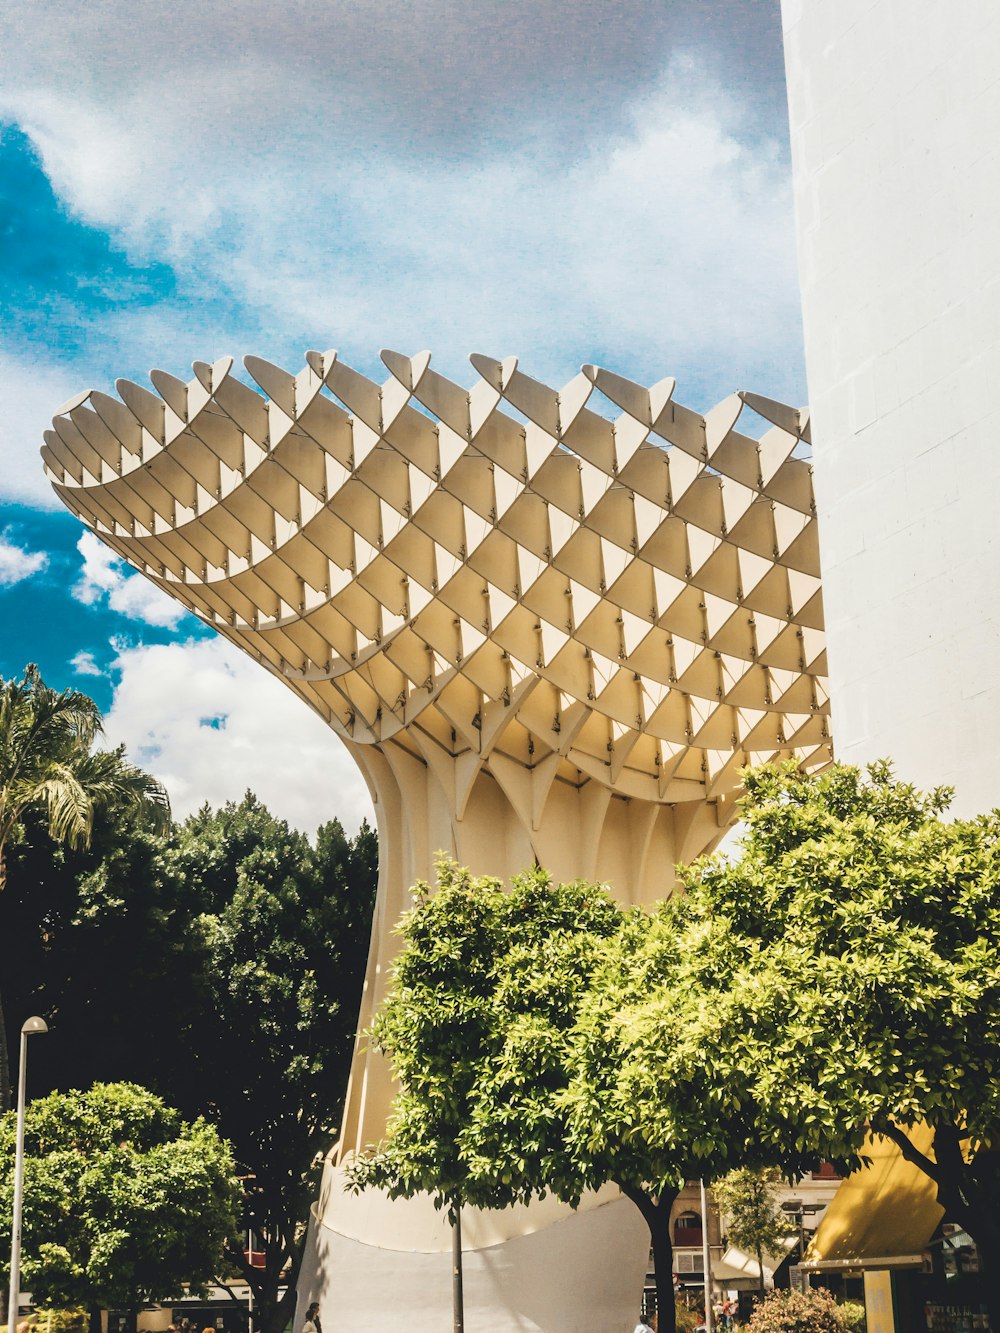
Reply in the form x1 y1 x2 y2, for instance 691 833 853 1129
872 1119 942 1184
613 1178 659 1230
933 1122 967 1188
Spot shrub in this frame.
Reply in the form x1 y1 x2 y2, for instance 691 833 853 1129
1 1314 89 1333
675 1302 701 1333
839 1300 866 1332
34 1314 89 1333
748 1288 848 1333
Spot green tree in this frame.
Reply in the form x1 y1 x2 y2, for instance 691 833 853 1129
659 761 1000 1327
0 665 169 1106
169 798 378 1333
348 862 812 1333
712 1169 793 1298
4 795 377 1333
0 1083 238 1333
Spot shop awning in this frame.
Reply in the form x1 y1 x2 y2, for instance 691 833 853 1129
803 1125 942 1271
715 1240 796 1284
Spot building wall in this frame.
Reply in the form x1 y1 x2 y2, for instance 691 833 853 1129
666 1174 840 1290
781 0 1000 809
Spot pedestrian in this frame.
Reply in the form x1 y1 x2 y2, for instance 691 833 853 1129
302 1302 322 1333
634 1312 656 1333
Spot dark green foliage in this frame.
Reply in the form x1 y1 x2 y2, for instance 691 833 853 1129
0 664 170 1111
1 793 377 1333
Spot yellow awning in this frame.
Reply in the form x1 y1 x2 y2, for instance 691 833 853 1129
804 1126 943 1270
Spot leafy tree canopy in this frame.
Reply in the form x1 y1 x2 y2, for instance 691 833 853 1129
624 760 1000 1320
0 1083 238 1320
0 665 170 1109
348 861 814 1333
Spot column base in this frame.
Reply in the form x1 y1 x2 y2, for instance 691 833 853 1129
297 1170 649 1332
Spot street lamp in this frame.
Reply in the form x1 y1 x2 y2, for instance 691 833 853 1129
7 1017 48 1330
700 1179 714 1333
451 1198 464 1333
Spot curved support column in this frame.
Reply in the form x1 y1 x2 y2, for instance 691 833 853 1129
303 736 729 1330
338 734 731 1157
300 1171 650 1333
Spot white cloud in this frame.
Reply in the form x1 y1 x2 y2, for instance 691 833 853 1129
0 528 48 585
0 350 81 508
0 2 786 193
1 12 805 412
241 60 801 397
73 531 187 629
103 637 374 835
70 649 103 676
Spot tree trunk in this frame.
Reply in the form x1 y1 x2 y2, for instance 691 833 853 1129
755 1243 765 1299
223 1220 304 1333
617 1181 679 1333
259 1283 298 1333
931 1163 1000 1333
878 1121 1000 1333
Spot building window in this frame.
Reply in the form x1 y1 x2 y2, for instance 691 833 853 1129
673 1210 703 1247
811 1162 841 1180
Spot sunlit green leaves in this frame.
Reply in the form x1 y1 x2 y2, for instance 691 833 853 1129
0 1082 238 1310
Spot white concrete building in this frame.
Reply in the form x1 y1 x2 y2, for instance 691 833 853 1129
781 0 1000 811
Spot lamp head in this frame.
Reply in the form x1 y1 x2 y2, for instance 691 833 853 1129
21 1016 48 1036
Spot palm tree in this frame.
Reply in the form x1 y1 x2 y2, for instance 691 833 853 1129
0 663 171 1106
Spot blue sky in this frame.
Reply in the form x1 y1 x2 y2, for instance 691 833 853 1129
0 0 804 832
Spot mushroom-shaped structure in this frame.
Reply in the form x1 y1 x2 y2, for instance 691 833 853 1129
44 350 828 1330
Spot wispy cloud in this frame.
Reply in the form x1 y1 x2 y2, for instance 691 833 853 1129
81 58 795 392
0 528 48 585
104 637 374 834
70 648 103 676
0 350 82 508
72 531 188 629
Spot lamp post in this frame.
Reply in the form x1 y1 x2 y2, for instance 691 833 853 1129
700 1179 714 1333
7 1017 48 1331
451 1199 464 1333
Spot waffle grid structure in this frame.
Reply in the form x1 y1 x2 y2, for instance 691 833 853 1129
43 350 830 810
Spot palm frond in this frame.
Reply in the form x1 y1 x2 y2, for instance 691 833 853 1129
37 763 94 849
0 665 171 875
74 746 172 834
